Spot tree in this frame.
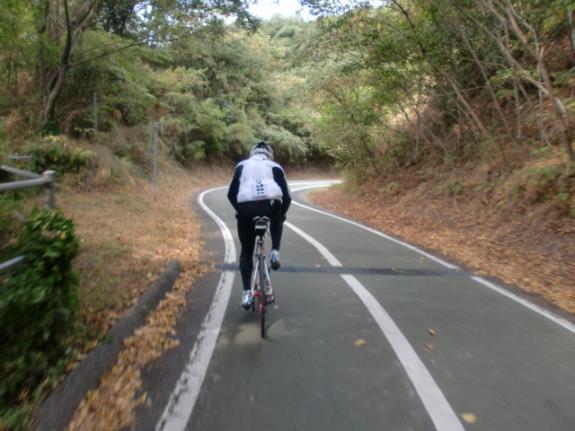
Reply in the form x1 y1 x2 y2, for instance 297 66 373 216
36 0 258 128
42 0 98 125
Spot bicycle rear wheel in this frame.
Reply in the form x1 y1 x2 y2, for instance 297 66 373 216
258 253 266 338
258 294 266 338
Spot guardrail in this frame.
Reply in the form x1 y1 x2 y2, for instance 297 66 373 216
6 155 33 161
0 163 57 273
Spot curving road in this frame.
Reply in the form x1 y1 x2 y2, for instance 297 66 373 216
135 181 575 431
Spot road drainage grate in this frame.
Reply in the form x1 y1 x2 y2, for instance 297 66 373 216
218 263 468 277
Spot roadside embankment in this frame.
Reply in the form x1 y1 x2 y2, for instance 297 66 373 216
309 163 575 315
58 161 222 340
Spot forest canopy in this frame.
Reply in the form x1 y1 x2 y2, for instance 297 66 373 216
0 1 325 164
1 0 575 170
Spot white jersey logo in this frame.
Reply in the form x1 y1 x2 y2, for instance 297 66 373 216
254 180 266 198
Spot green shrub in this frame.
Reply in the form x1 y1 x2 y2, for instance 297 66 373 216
377 181 400 195
29 137 94 175
182 140 206 162
0 208 79 430
259 124 306 163
447 180 465 197
516 163 571 204
0 194 22 262
64 110 96 139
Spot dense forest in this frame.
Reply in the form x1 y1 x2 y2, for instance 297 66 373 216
0 1 327 165
1 0 574 429
310 0 575 179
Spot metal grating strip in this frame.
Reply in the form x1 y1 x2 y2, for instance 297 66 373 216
218 263 468 277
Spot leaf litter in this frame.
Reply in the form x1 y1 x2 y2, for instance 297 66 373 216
67 267 200 431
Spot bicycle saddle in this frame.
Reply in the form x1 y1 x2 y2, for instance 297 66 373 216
253 216 270 233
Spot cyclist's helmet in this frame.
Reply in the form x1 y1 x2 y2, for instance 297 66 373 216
250 141 273 160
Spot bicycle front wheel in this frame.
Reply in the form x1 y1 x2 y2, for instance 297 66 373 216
258 293 266 338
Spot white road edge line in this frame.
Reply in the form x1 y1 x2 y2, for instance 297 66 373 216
292 192 456 269
156 187 236 431
286 221 465 431
291 195 575 335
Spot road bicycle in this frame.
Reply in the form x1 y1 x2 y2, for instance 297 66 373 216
250 216 274 338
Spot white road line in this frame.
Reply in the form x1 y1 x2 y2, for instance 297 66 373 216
156 187 236 431
286 222 465 431
292 199 457 269
289 179 341 187
471 276 575 334
290 182 341 194
291 199 575 335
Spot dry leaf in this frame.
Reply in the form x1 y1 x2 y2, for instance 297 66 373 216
354 339 367 347
428 328 436 336
424 343 434 352
461 413 477 424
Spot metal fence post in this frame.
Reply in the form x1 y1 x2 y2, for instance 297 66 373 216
1 164 58 273
93 92 98 132
151 122 158 201
43 170 56 209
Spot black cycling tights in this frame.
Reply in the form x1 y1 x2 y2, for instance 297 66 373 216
236 200 283 291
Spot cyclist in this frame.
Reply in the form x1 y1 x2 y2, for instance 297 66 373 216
227 141 291 309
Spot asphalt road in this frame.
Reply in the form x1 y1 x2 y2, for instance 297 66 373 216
138 180 575 431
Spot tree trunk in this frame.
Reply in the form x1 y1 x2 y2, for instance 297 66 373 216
389 0 490 142
395 81 450 152
568 9 575 63
449 5 514 149
42 0 98 124
453 23 508 161
538 87 551 148
537 48 575 162
513 80 522 143
43 0 72 123
37 0 50 93
48 0 61 43
476 0 574 162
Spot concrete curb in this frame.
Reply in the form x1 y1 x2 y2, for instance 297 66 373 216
34 260 182 431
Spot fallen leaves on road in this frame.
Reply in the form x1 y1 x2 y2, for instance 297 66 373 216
68 263 205 431
428 328 437 336
424 344 434 352
354 338 367 347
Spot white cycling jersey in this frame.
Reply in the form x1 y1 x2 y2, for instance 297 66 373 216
236 155 284 203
